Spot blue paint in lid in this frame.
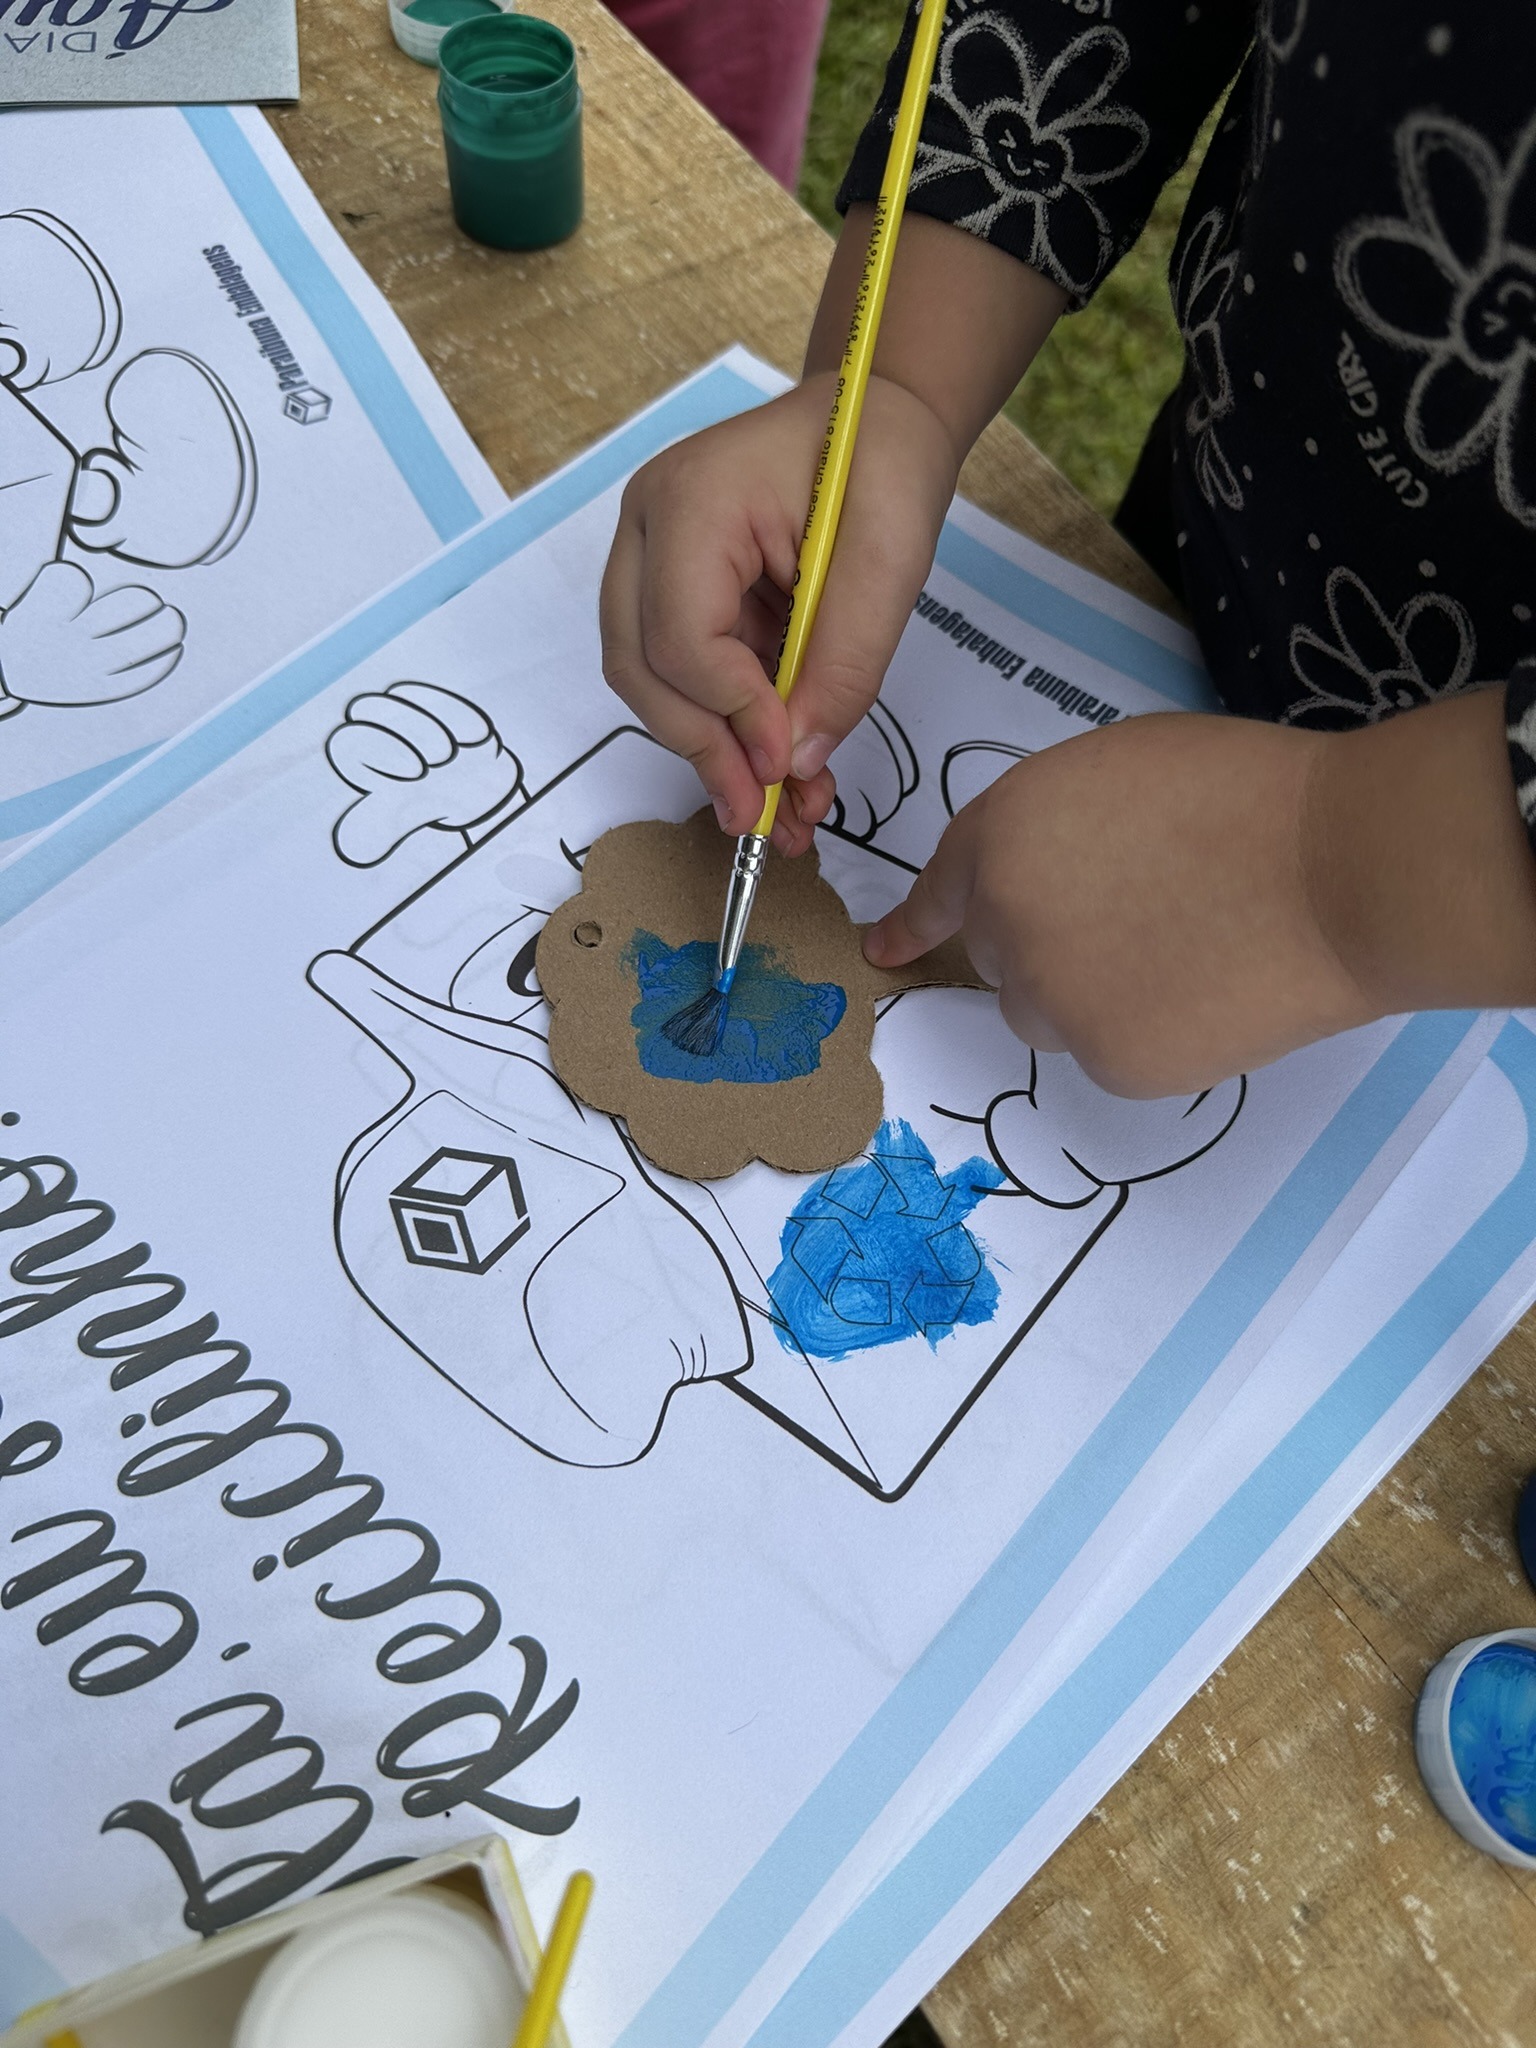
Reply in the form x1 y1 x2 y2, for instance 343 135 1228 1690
1447 1638 1536 1855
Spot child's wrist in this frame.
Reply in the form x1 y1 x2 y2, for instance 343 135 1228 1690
1295 732 1387 1025
1301 693 1536 1015
796 366 962 494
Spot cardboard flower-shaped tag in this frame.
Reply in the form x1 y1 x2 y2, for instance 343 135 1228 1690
536 809 987 1180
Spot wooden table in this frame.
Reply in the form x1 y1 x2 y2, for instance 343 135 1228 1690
271 7 1536 2041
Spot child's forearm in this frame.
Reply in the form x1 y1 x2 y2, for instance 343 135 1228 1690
1311 686 1536 1014
805 206 1068 469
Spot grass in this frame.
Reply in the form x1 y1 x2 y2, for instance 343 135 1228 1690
798 0 1208 519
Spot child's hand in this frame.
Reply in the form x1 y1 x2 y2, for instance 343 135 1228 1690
864 695 1536 1097
599 369 959 851
599 205 1066 851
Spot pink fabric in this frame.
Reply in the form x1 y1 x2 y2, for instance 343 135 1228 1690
605 0 831 189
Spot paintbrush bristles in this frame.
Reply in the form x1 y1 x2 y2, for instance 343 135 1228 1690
659 984 730 1058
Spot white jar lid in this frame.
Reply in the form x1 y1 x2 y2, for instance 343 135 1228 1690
388 0 514 67
1415 1627 1536 1867
234 1889 524 2048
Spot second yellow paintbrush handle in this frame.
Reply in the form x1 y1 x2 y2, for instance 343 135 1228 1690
751 0 949 839
511 1870 594 2048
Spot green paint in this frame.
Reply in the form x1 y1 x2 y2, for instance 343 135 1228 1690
405 0 500 25
438 15 583 250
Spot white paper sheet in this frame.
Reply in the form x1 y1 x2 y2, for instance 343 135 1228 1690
0 359 1497 2048
0 0 298 105
0 104 502 860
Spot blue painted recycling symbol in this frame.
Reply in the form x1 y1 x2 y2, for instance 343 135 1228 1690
769 1120 1006 1360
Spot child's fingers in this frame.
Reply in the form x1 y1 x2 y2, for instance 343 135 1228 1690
633 493 795 784
790 765 837 831
768 766 838 857
600 518 763 830
770 782 811 856
863 808 981 968
783 520 927 785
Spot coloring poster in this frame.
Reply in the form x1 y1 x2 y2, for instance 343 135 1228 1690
0 363 1498 2048
0 0 298 106
0 104 502 861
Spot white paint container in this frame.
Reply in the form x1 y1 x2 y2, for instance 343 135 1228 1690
2 1837 568 2048
388 0 516 67
234 1891 521 2048
1414 1626 1536 1868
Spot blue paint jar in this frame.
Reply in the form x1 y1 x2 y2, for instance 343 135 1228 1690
437 15 583 252
1415 1627 1536 1865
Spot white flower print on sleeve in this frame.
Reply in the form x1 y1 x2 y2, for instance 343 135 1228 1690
907 13 1149 300
1283 564 1493 726
1337 114 1536 529
1172 207 1244 511
1508 661 1536 834
1247 0 1308 183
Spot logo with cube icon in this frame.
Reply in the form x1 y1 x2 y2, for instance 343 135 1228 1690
390 1147 529 1274
283 385 332 425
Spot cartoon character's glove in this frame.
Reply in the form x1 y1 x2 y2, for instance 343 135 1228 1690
327 681 526 867
0 560 184 718
985 1052 1246 1205
824 702 919 845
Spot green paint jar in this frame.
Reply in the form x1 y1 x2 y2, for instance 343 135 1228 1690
438 15 583 252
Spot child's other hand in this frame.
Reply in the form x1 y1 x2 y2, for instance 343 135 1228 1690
865 693 1536 1096
599 370 958 852
865 715 1360 1096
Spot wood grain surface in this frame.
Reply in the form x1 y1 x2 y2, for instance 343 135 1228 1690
267 0 1166 604
269 6 1536 2040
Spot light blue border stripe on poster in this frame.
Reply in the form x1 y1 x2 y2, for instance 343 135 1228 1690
746 1014 1536 2048
181 106 481 544
615 1006 1482 2048
0 1915 65 2031
0 746 154 844
934 525 1217 710
0 362 767 928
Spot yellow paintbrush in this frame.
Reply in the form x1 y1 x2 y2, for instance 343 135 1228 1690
660 0 951 1058
510 1869 593 2048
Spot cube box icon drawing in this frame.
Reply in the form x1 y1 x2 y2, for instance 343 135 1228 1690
391 1147 529 1274
284 385 332 425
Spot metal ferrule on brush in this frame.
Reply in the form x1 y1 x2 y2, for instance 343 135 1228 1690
714 831 769 991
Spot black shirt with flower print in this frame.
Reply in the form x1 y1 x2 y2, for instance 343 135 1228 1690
839 1 1536 858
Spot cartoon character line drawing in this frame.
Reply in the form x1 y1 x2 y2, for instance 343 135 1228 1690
0 209 256 725
311 685 1244 1500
